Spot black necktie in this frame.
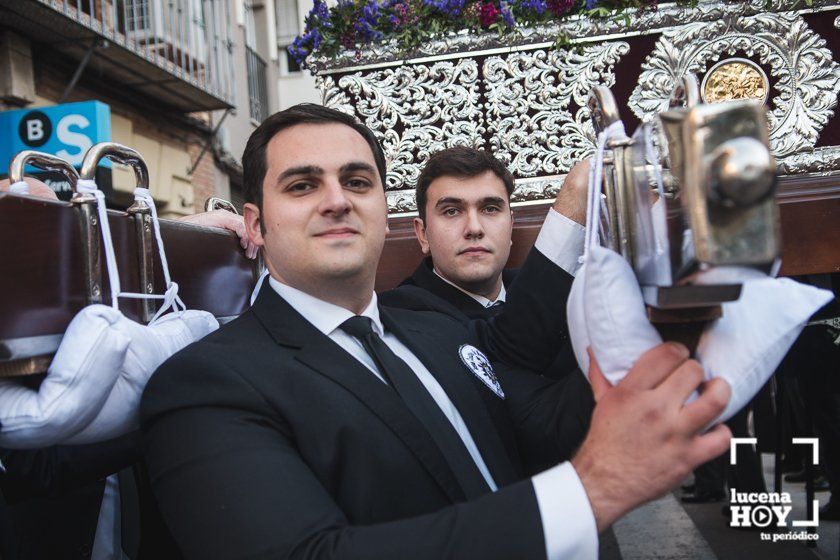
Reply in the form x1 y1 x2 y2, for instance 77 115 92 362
340 315 491 500
486 301 504 317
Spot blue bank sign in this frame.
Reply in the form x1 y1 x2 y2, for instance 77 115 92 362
0 101 111 170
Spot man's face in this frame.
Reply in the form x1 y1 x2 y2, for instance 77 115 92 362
244 123 388 292
414 171 513 296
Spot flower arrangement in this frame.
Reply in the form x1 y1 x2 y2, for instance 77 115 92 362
289 0 662 68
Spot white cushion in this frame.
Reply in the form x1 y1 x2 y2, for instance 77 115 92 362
0 305 218 449
65 309 218 444
697 277 832 421
566 245 833 423
581 244 662 381
0 306 129 448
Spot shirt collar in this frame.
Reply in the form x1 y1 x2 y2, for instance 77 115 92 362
268 276 384 336
432 268 506 308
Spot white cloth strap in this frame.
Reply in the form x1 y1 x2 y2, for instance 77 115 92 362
75 179 185 323
583 121 627 261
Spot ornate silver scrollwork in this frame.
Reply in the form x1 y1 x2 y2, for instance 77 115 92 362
320 58 484 198
628 12 840 158
313 1 840 212
511 177 564 203
484 42 629 178
777 146 840 175
318 75 356 116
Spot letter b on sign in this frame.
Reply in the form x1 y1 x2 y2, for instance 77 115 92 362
19 111 52 148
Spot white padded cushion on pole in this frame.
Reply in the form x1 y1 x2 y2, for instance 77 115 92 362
697 277 833 421
565 245 833 423
0 305 128 448
65 309 218 444
0 306 218 449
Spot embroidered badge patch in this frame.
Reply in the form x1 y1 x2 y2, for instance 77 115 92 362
458 344 504 399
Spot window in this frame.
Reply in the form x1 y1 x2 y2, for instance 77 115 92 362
276 0 301 75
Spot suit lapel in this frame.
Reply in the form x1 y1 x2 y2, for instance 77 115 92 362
250 284 466 503
379 307 519 487
411 258 487 319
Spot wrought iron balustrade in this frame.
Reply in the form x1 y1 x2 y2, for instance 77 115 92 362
0 0 236 111
246 45 268 123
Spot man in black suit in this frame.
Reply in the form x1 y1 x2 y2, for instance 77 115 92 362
140 103 733 559
382 147 588 382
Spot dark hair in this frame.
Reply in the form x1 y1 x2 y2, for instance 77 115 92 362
415 147 514 222
242 103 387 211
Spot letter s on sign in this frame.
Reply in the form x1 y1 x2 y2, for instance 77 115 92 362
55 114 93 166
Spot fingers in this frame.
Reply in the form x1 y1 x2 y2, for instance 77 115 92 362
586 347 611 402
678 377 731 434
686 423 732 468
620 342 689 392
0 177 59 200
655 358 704 403
246 243 259 260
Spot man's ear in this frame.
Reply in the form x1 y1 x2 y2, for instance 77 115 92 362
243 202 265 247
413 217 431 255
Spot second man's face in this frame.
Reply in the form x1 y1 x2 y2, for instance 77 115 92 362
415 171 513 296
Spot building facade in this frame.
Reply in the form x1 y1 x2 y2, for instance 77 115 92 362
0 0 320 217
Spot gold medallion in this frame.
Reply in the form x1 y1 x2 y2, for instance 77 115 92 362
701 58 769 104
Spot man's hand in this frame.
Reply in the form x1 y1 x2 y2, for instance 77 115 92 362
0 177 59 201
179 210 259 259
572 343 731 532
553 158 591 225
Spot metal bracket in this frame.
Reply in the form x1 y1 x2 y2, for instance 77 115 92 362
81 143 153 321
127 201 155 322
9 151 105 307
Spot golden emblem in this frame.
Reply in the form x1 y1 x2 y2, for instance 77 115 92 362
701 59 769 104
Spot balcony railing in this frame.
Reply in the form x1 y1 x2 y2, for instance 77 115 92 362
246 45 268 123
0 0 236 112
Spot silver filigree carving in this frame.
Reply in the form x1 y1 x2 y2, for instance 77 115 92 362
511 176 565 203
484 42 629 177
308 0 840 74
326 59 484 196
776 146 840 174
628 12 840 158
386 189 419 215
318 75 355 115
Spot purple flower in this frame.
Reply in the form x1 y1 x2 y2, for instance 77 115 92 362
585 0 598 8
517 0 548 15
423 0 467 16
500 0 515 26
353 0 384 41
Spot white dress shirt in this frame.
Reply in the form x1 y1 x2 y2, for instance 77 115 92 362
535 208 586 277
433 269 508 308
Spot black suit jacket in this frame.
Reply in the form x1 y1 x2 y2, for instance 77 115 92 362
387 256 579 380
141 249 593 559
